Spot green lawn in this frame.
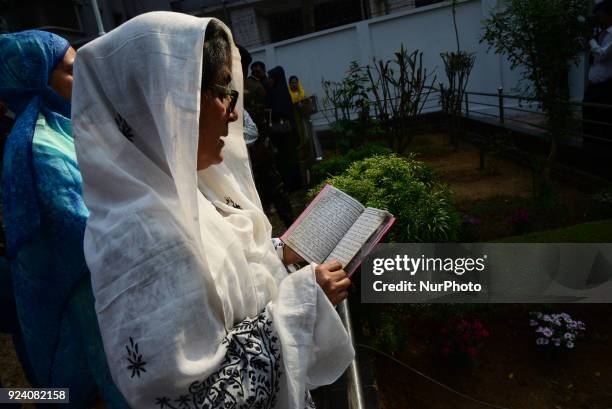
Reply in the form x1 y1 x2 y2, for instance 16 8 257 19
499 219 612 243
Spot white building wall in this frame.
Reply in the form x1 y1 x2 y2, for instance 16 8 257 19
247 0 585 128
275 28 361 94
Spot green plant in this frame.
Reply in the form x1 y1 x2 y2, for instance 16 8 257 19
321 61 370 123
439 0 476 118
439 52 475 115
481 0 592 185
366 45 437 153
591 187 612 218
360 305 411 354
311 143 392 183
311 154 461 242
438 318 490 363
328 118 382 152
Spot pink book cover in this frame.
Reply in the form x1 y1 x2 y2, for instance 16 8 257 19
281 184 395 277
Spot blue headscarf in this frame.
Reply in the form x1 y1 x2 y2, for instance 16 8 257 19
0 30 70 258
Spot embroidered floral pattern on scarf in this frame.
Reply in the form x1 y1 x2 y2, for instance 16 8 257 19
153 310 282 409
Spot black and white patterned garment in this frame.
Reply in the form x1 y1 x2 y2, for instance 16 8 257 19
143 310 315 409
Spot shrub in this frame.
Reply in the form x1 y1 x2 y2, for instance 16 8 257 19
591 187 612 219
311 143 392 183
362 306 409 354
438 318 489 363
530 311 585 350
311 154 461 242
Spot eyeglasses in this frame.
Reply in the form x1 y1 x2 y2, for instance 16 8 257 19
205 83 239 114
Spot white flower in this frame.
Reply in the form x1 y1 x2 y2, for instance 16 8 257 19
529 319 539 327
578 15 586 23
536 337 549 346
564 333 574 340
566 341 575 349
553 338 561 347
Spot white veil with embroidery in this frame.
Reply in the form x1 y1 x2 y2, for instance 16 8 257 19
72 12 353 408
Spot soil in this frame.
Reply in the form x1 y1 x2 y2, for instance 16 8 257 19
407 132 598 202
408 133 535 201
406 133 606 241
372 304 612 409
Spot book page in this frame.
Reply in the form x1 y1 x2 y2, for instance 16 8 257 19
284 186 364 263
325 207 388 266
344 213 395 276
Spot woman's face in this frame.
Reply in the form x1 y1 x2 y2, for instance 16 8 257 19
197 63 239 170
48 46 76 101
289 78 298 91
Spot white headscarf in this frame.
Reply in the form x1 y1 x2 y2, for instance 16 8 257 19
72 11 353 409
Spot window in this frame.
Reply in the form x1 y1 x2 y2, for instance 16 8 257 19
268 8 303 43
2 0 80 32
314 0 363 31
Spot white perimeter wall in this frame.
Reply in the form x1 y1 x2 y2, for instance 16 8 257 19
248 0 586 128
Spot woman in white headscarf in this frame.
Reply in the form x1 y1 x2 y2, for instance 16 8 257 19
72 11 354 409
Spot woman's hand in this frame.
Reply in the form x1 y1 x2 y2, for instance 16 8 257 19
315 260 351 306
283 244 305 265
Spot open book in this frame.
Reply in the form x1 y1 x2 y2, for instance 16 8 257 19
281 185 395 276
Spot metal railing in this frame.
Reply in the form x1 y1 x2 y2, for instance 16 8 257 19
338 300 366 409
463 87 612 148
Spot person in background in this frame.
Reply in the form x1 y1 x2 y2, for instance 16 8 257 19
0 30 127 408
584 0 612 147
238 47 295 228
288 75 315 176
267 66 303 191
246 61 269 120
250 60 268 87
288 75 306 104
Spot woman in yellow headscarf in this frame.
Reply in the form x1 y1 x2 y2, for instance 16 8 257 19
288 75 305 103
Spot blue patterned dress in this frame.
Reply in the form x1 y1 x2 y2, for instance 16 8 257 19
0 30 128 408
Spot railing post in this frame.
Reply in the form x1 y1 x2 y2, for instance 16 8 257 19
338 300 366 409
498 86 504 124
465 93 469 117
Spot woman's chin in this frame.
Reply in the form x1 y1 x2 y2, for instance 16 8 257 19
197 152 224 170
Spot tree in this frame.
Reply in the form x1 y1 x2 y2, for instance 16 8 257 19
481 0 592 185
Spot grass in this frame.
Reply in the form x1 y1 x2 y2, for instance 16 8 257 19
499 219 612 243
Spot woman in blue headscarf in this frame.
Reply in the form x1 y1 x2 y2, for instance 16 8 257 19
0 30 128 408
